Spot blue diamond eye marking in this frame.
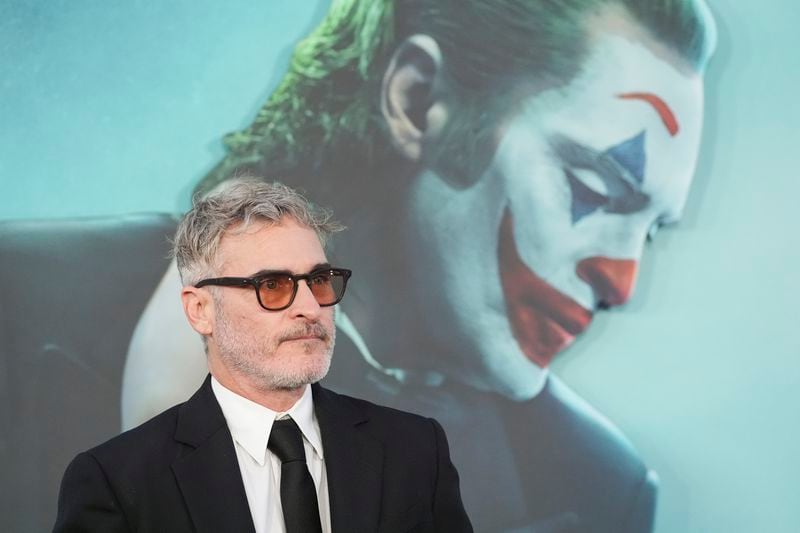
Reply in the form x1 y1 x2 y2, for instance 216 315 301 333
559 130 649 225
605 131 646 185
567 169 606 223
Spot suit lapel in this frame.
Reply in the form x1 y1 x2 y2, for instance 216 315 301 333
313 384 384 533
171 376 256 533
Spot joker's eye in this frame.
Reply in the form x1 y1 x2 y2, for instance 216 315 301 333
553 132 650 224
565 168 609 223
571 167 609 197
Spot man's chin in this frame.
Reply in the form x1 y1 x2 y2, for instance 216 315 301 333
259 349 333 390
266 365 331 391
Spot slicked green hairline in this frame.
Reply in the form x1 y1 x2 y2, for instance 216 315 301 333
197 0 716 197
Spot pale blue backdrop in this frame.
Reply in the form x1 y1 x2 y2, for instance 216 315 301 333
2 1 798 532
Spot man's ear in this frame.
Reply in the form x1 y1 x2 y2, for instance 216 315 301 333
381 34 449 162
181 286 214 337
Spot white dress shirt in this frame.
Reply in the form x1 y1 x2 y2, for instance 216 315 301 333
211 377 331 533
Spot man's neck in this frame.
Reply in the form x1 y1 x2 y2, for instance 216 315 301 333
208 363 306 412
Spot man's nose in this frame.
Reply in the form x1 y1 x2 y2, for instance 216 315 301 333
288 280 322 319
575 256 638 308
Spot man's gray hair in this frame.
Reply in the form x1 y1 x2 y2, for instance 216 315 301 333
173 178 342 285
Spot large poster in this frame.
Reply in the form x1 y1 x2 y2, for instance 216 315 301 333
2 1 798 532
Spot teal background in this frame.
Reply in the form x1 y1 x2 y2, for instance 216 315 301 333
1 0 328 218
2 1 798 532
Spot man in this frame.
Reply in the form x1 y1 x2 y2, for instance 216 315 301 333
55 180 473 532
123 0 717 531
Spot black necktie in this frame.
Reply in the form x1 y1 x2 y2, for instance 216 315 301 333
268 417 323 533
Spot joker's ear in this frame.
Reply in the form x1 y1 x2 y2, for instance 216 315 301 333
381 34 450 161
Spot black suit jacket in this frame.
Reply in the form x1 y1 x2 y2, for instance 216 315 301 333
54 376 473 533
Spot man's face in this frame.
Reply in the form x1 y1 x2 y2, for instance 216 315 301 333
207 218 336 391
404 24 705 399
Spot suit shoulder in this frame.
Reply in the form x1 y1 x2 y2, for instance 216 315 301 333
510 375 654 488
82 402 184 465
316 384 437 431
510 376 657 530
528 376 643 463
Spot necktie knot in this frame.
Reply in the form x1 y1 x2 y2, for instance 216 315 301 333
268 417 306 464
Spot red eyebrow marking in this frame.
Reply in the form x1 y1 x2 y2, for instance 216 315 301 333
618 92 679 137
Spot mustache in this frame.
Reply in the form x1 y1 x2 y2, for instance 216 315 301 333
277 322 331 343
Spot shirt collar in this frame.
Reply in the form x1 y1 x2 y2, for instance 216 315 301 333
211 376 323 466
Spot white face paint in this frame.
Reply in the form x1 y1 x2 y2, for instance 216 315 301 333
404 31 704 399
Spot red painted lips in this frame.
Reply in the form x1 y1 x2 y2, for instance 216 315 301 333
498 209 638 367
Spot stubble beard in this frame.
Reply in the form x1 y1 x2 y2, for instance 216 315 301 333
213 302 335 391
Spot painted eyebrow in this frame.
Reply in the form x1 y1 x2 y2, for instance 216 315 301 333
249 262 332 278
617 92 680 137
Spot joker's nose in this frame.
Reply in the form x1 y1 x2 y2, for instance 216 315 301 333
576 256 638 309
